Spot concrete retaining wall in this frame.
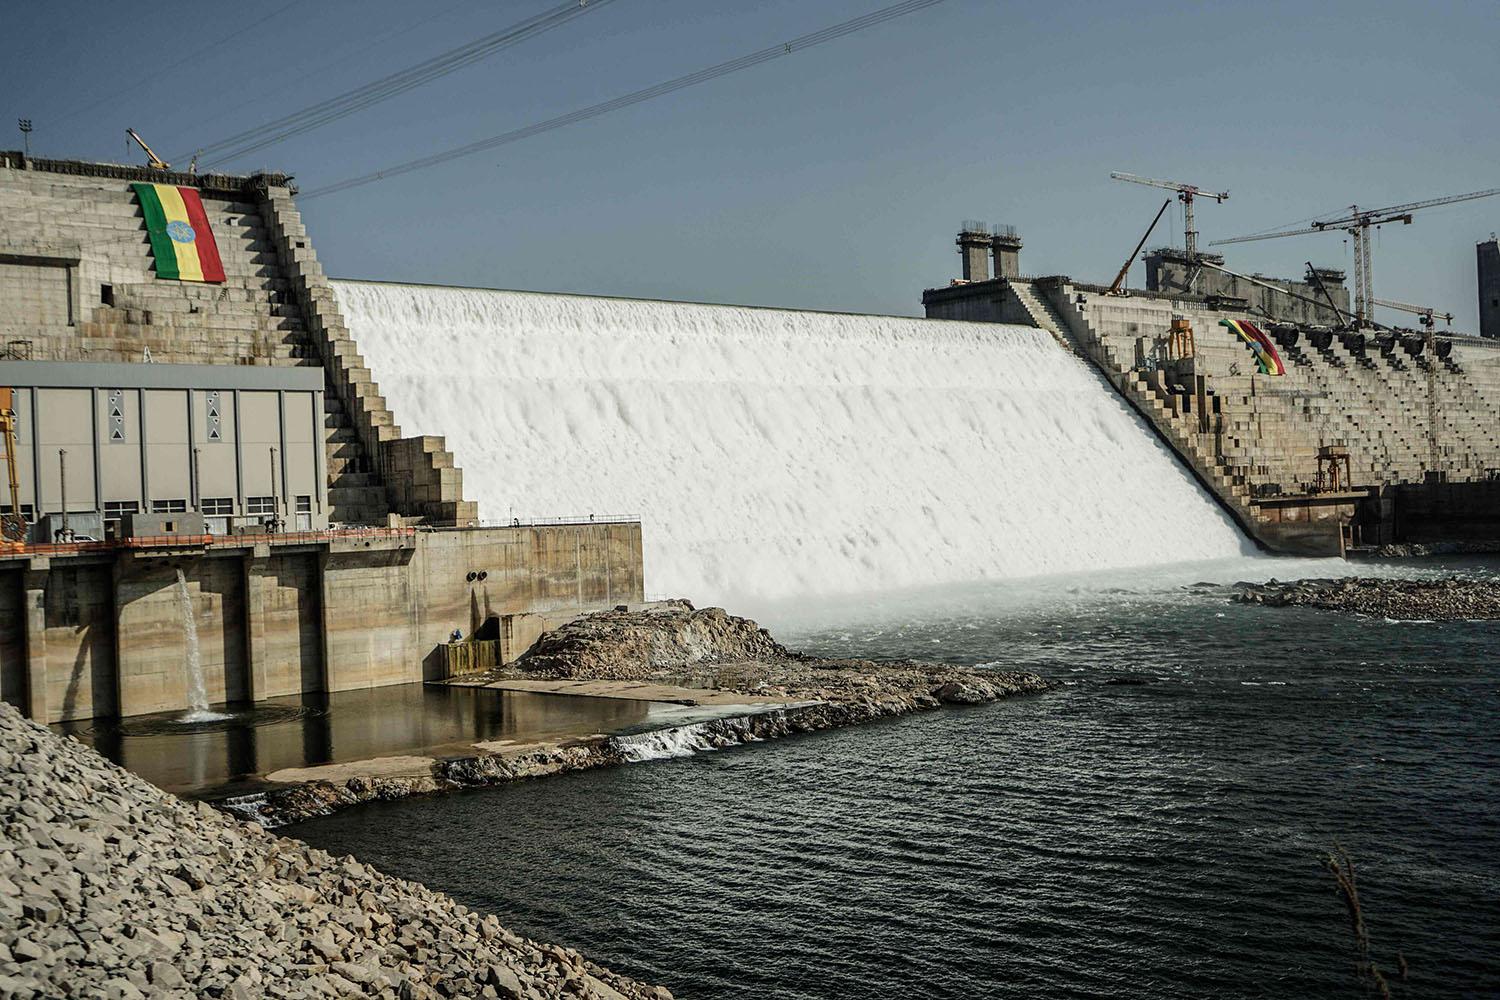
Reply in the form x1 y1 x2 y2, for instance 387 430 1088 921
0 521 645 723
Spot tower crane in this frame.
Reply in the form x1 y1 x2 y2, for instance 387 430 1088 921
1110 172 1229 260
1210 187 1500 327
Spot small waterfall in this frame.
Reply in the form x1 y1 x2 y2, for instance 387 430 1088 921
174 569 225 723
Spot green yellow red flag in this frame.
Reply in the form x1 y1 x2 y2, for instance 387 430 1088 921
131 182 225 283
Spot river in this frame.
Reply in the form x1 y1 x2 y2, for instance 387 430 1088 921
288 559 1500 998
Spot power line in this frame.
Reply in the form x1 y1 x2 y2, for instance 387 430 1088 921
303 0 948 200
186 0 482 148
49 0 305 126
193 0 621 167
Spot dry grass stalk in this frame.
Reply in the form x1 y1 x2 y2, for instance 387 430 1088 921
1325 844 1406 998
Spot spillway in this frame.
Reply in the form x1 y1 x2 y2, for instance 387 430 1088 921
333 281 1252 605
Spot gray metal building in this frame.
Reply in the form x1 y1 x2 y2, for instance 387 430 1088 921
1 361 328 539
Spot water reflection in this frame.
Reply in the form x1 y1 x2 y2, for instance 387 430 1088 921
55 683 666 799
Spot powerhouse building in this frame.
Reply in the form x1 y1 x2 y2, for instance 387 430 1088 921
0 154 642 723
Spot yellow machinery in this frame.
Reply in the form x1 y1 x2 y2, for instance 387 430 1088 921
126 128 170 171
0 387 24 546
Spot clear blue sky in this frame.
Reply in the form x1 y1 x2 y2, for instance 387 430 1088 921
7 0 1498 328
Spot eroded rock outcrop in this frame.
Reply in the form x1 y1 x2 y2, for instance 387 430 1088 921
514 602 1047 709
517 601 791 679
1232 576 1500 620
0 702 670 1000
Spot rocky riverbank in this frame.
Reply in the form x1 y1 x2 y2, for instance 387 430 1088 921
0 702 668 1000
245 603 1047 826
1232 576 1500 619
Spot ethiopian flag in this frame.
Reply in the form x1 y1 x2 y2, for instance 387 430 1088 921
131 182 225 283
1219 319 1286 376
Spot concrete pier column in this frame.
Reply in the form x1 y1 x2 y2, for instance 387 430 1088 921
991 228 1023 280
957 227 991 283
243 545 270 703
23 562 49 722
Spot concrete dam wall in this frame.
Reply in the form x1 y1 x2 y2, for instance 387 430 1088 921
0 156 644 723
334 281 1252 606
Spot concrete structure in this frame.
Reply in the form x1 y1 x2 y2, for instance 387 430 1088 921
1 361 327 538
924 227 1500 554
0 152 470 526
956 224 991 283
1144 247 1351 328
0 520 643 724
0 155 646 722
952 223 1022 284
1480 237 1499 340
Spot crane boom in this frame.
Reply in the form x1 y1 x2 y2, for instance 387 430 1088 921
1109 171 1229 200
1337 187 1500 223
125 128 170 170
1372 297 1453 326
1211 224 1325 246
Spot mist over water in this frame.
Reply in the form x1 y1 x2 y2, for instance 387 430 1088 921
335 281 1252 606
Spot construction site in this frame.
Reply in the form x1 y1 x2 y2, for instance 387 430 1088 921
924 172 1500 555
0 143 1497 728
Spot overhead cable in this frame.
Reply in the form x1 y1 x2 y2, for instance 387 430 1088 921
194 0 621 167
303 0 947 200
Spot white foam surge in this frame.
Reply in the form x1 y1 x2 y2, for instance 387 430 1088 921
334 281 1253 606
611 716 761 763
175 569 231 724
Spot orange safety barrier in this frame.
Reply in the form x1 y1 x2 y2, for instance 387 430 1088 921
2 526 417 559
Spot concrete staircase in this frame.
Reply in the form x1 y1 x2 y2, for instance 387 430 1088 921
258 187 478 527
0 163 478 527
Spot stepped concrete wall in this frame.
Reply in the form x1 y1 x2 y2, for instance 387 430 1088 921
925 274 1500 554
0 154 471 527
0 156 648 720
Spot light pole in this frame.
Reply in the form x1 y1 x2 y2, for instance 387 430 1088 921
268 447 278 531
17 119 31 156
58 448 67 538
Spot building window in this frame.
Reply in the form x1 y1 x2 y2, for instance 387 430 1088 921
245 496 276 516
151 499 187 514
294 494 312 531
103 500 139 522
201 497 232 535
100 283 114 306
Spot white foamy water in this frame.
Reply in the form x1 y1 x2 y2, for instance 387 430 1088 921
174 569 229 723
334 281 1253 605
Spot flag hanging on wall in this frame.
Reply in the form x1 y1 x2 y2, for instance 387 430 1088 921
131 182 225 283
1219 319 1286 376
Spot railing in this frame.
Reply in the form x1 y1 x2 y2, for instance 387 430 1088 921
456 514 642 529
2 526 417 558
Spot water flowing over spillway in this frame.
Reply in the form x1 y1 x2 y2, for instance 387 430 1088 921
334 281 1252 604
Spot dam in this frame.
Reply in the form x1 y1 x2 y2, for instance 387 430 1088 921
334 280 1251 606
1 153 1495 727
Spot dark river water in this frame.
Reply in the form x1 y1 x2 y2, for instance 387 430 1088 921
288 558 1500 999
